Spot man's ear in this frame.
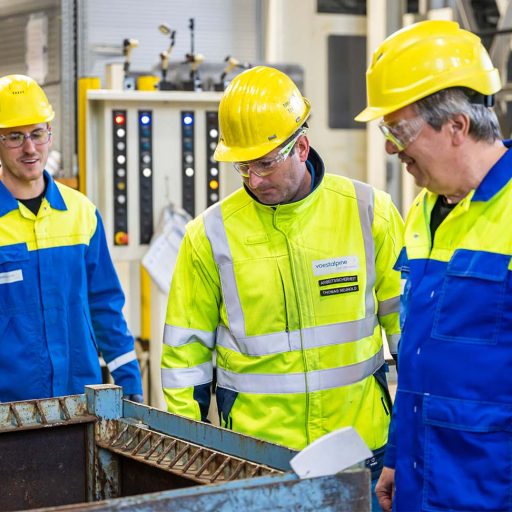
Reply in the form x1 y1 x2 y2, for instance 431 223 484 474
296 135 310 162
450 113 470 146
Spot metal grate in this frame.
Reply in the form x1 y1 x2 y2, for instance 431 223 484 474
97 420 283 484
0 395 95 432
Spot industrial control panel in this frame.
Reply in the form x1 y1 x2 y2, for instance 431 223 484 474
86 90 237 260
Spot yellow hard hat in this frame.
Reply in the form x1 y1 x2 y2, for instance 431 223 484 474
0 74 55 128
355 20 502 122
214 66 311 162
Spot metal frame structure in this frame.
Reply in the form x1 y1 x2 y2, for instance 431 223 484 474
0 385 370 511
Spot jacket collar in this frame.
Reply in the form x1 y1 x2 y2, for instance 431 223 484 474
472 140 512 202
0 170 67 217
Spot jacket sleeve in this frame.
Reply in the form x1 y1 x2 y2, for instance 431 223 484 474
161 216 220 421
372 190 404 360
86 210 143 395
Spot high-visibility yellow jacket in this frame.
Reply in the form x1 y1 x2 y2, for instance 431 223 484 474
162 148 403 451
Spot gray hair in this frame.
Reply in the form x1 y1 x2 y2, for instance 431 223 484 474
413 87 502 143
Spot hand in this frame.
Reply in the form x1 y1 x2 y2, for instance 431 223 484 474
376 466 395 512
124 394 144 403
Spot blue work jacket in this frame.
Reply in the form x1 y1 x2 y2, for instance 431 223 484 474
387 142 512 511
0 171 142 401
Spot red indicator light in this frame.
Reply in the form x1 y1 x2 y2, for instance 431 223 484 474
115 114 125 125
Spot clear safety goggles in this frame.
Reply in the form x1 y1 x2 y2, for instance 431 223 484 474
0 128 52 149
378 116 425 152
233 128 307 178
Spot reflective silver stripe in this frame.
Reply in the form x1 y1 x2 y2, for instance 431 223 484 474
387 333 400 354
203 204 246 338
163 324 216 349
352 180 376 318
378 296 400 317
217 348 384 394
107 350 137 373
217 316 378 356
161 361 213 388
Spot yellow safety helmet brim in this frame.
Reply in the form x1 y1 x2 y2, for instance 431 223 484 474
214 66 311 162
0 75 55 128
355 20 502 122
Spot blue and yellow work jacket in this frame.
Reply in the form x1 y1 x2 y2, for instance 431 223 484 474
388 143 512 511
0 171 142 402
162 149 403 451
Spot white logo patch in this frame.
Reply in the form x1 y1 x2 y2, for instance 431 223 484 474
0 269 23 284
312 256 359 276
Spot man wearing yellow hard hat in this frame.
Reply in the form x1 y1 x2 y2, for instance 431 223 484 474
356 20 511 511
162 65 403 509
0 75 143 403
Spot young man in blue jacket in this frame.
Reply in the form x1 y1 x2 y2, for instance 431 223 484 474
0 74 142 402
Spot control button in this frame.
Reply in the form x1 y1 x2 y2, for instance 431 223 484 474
209 179 219 190
142 167 152 178
209 128 218 138
114 231 129 245
117 168 126 177
210 193 219 202
116 128 125 138
210 167 218 176
142 154 151 164
185 154 194 164
117 195 126 204
185 167 195 177
117 182 126 190
117 155 126 164
117 142 125 151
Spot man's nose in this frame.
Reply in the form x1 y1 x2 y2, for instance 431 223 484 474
247 169 265 188
21 135 37 150
385 139 400 155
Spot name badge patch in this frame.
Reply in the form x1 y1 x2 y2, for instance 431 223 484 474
312 256 359 276
0 269 23 284
319 275 357 287
320 285 359 297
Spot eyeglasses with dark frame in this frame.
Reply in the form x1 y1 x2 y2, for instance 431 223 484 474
0 128 52 149
233 128 307 178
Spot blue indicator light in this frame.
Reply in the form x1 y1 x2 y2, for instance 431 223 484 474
183 115 194 125
140 114 151 125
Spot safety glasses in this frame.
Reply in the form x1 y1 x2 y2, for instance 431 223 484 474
378 116 425 152
0 128 52 149
233 128 307 178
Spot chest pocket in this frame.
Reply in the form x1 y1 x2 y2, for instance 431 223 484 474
0 243 34 313
432 249 510 344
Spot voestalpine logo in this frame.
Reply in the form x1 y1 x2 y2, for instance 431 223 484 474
312 256 359 276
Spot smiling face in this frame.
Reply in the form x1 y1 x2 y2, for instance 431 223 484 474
0 123 51 198
383 105 458 195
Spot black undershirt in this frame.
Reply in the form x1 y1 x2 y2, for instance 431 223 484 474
17 176 48 215
430 195 457 243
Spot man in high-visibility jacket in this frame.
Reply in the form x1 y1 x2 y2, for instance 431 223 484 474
162 66 403 507
356 20 512 511
0 74 143 403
